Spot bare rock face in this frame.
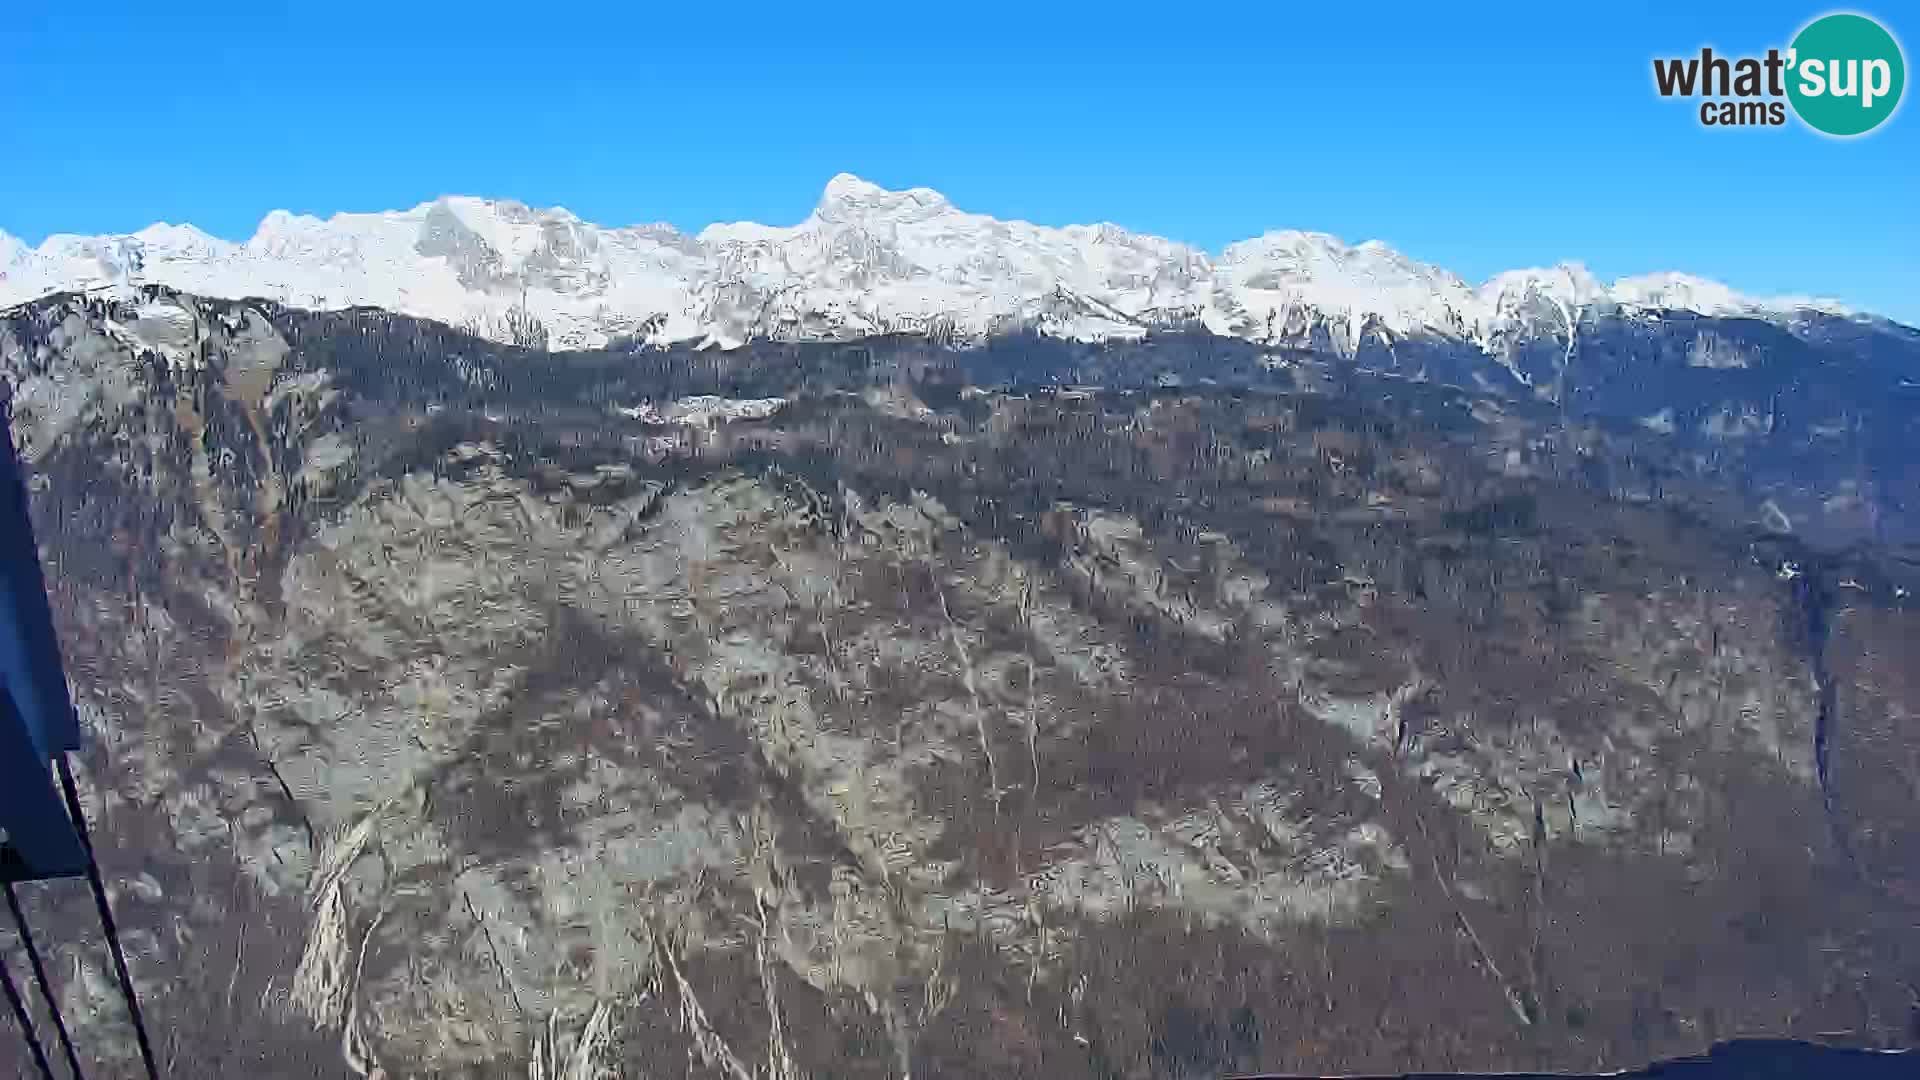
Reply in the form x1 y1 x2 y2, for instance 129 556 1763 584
4 289 1918 1078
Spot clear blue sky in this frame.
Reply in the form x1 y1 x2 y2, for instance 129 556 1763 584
3 1 1915 319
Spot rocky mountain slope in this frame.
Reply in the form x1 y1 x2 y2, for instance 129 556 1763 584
0 177 1864 359
3 289 1917 1078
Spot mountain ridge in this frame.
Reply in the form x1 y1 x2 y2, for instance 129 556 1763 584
0 174 1866 353
7 288 1920 1077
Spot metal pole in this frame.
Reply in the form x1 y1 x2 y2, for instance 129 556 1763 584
55 757 159 1080
0 947 56 1080
4 880 86 1078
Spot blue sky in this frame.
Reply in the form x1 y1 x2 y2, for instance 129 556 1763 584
3 1 1915 319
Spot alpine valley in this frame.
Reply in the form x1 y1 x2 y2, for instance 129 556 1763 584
2 178 1918 1079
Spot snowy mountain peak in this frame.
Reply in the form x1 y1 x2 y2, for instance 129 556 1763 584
1606 270 1850 317
821 172 891 204
0 176 1869 353
816 173 953 223
1216 229 1480 345
1478 264 1608 322
132 222 228 255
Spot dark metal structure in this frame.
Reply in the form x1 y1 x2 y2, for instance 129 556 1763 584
1 398 159 1079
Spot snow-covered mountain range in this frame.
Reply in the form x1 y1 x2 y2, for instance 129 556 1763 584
0 174 1856 352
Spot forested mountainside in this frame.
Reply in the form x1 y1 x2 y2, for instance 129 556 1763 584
3 288 1917 1078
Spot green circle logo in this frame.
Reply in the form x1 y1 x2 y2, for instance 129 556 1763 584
1787 13 1906 136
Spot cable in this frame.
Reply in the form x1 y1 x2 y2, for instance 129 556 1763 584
55 757 159 1080
1 946 56 1080
4 880 86 1078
